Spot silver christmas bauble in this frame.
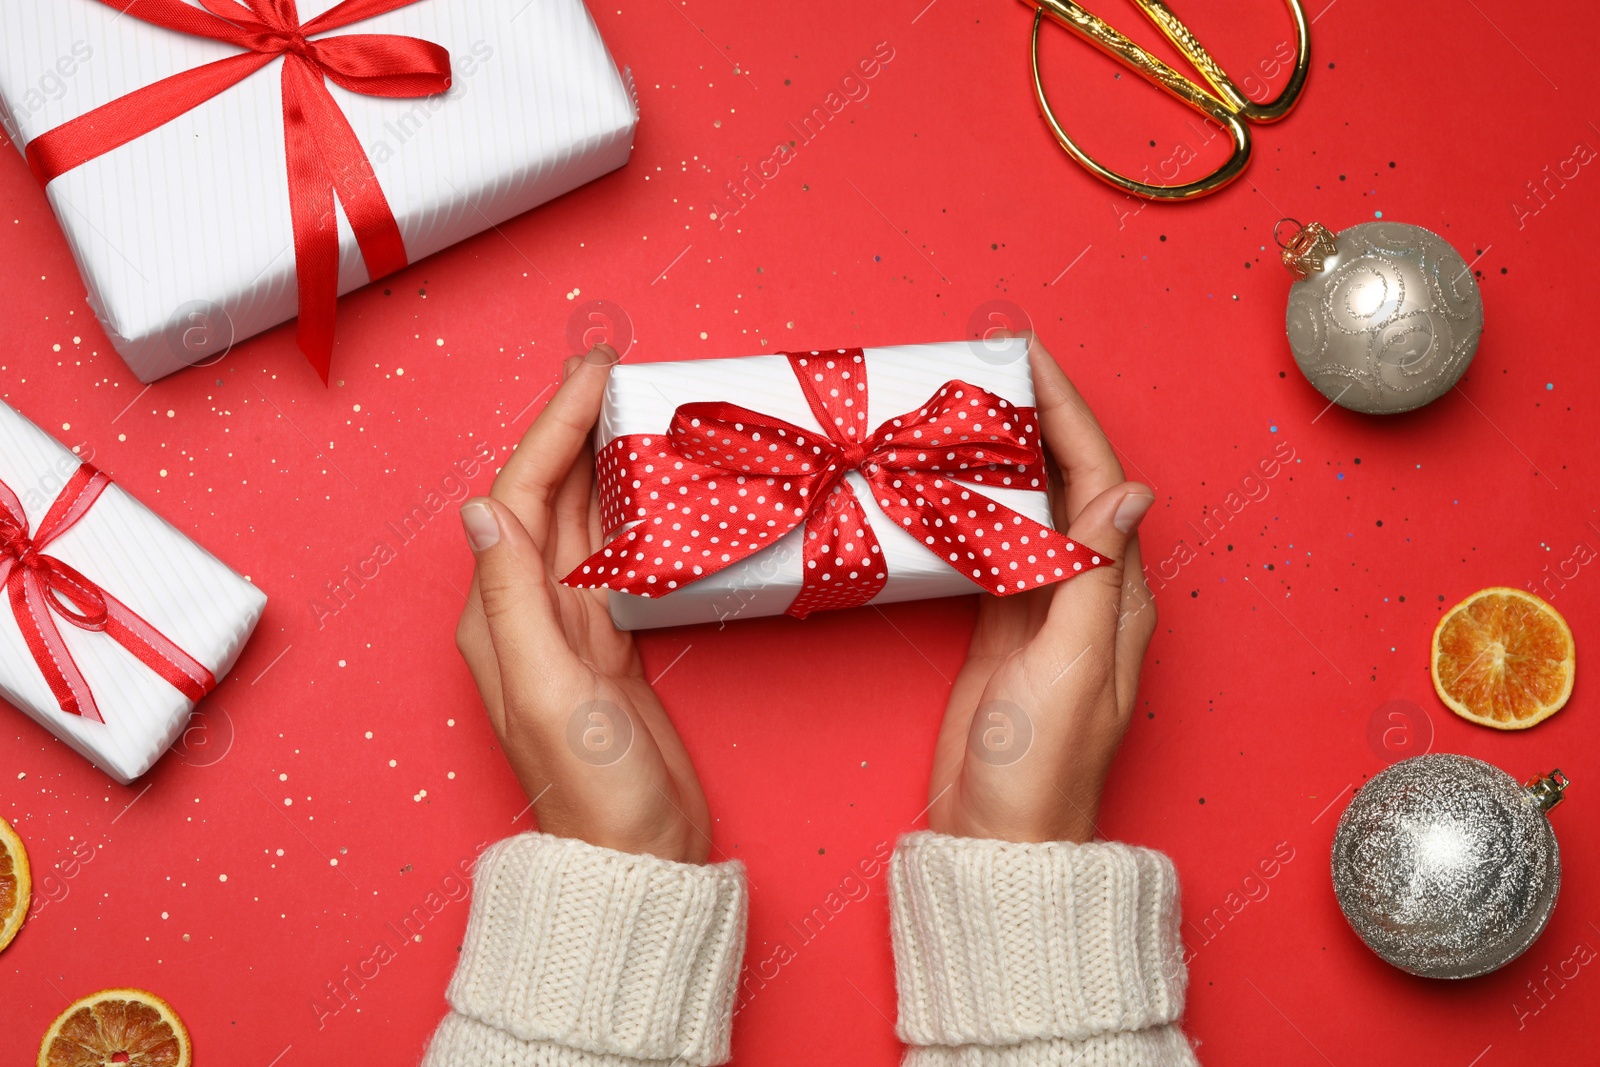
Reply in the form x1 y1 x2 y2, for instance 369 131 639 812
1331 754 1567 979
1283 221 1483 414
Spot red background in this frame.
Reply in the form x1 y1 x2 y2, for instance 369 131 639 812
2 0 1597 1064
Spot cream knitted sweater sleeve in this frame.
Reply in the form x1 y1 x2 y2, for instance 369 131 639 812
422 832 748 1067
889 832 1198 1066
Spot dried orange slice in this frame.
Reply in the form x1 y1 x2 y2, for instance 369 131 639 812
38 988 191 1067
0 814 29 953
1432 587 1575 729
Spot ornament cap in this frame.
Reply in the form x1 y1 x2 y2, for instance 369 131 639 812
1524 768 1570 813
1275 218 1339 279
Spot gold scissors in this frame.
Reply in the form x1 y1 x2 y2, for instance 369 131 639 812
1022 0 1311 199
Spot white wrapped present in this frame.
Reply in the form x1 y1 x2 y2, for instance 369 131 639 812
0 0 636 382
563 339 1109 629
0 402 266 782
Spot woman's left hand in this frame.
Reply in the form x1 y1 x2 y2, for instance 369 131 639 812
454 345 713 864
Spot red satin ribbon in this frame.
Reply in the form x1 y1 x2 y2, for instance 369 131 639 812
562 348 1109 617
25 0 452 383
0 464 215 723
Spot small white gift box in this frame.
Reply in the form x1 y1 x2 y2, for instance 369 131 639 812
566 339 1105 630
0 402 266 782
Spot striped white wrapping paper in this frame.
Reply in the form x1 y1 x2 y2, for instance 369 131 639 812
0 403 266 783
0 0 637 382
596 339 1059 630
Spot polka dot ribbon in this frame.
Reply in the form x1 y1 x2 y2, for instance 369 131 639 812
562 348 1109 617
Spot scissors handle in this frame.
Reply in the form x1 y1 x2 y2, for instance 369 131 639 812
1028 0 1310 199
1132 0 1309 122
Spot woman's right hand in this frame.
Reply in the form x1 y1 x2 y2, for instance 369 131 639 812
926 332 1158 844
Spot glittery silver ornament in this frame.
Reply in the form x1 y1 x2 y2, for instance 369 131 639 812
1281 221 1483 414
1331 754 1567 978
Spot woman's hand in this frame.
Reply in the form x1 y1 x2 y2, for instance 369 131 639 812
454 345 712 864
927 333 1158 844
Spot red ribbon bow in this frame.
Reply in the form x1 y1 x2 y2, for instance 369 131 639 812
562 348 1109 617
0 464 214 722
26 0 453 382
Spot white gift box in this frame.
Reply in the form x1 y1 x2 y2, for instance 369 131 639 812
0 0 637 382
0 403 266 782
593 339 1059 630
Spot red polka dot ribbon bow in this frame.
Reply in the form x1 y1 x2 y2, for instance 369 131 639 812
0 464 214 722
25 0 453 383
562 349 1109 617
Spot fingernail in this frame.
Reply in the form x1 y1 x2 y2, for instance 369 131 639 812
584 343 622 366
1113 492 1155 533
561 356 581 381
460 499 500 551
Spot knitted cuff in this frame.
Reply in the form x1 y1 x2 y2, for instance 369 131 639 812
424 1012 704 1067
890 832 1187 1048
901 1025 1198 1067
444 833 747 1066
